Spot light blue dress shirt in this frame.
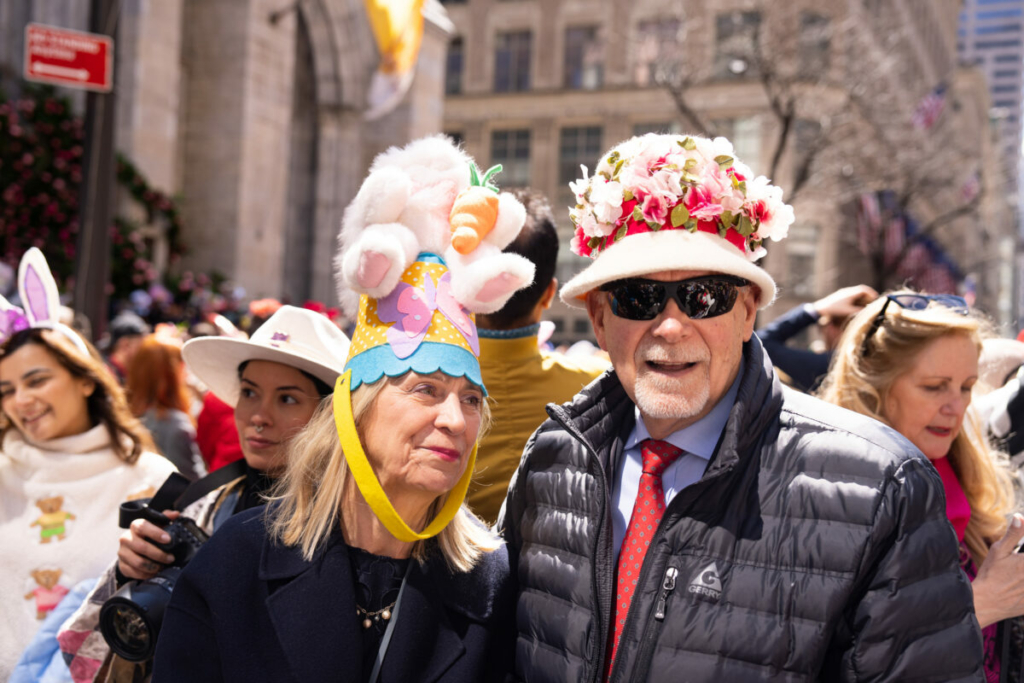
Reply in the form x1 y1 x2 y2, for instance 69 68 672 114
612 359 745 555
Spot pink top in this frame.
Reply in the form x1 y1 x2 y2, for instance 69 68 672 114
933 456 999 682
932 456 971 542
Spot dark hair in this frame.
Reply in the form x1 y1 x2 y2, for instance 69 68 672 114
237 360 333 399
479 189 559 329
0 328 155 462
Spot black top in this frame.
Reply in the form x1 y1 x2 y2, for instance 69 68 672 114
152 505 517 683
349 547 411 681
234 464 276 513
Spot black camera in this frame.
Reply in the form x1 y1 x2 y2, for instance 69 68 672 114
99 497 209 662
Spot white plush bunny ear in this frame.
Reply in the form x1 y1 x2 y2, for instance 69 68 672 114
18 247 60 327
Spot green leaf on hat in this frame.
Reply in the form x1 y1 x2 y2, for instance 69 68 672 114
646 221 662 231
632 205 644 222
471 163 503 192
685 219 697 232
588 236 602 249
681 137 696 151
683 172 699 184
683 158 697 170
714 155 734 169
608 151 620 165
623 189 634 201
720 210 735 227
737 215 754 237
736 180 747 194
615 224 629 241
670 203 690 227
717 222 728 238
614 158 625 178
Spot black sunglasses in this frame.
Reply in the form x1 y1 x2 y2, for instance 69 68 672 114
860 293 969 357
600 275 750 321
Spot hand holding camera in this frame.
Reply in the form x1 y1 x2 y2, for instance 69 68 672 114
117 509 181 581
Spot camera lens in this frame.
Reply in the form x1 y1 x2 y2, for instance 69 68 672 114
109 605 150 656
99 567 181 662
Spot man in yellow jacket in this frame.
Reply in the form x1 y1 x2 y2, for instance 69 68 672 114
471 190 608 523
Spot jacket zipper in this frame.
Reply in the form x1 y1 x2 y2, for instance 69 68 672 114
547 404 612 683
626 566 678 683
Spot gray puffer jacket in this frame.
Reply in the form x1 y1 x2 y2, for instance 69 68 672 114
499 338 984 682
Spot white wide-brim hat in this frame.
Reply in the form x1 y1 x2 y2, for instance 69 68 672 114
182 305 350 407
560 229 777 310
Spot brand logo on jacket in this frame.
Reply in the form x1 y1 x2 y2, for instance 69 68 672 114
688 562 722 601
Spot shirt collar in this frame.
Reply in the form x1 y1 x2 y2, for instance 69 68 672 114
626 357 745 461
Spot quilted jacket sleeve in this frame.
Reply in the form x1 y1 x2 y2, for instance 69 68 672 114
839 456 985 682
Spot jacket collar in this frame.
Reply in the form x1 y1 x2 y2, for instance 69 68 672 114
259 529 488 682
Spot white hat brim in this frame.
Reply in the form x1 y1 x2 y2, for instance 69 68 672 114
182 336 344 407
560 230 777 310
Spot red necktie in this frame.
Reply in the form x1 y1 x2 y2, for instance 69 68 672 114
605 439 683 680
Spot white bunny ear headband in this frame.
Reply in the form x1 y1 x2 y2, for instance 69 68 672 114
0 248 90 357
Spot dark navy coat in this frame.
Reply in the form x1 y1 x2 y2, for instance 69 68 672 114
152 506 516 683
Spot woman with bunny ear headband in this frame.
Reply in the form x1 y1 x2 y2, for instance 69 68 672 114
0 249 179 681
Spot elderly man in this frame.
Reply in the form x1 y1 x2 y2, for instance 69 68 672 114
498 134 983 682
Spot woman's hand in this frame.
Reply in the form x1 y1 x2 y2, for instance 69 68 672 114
973 513 1024 628
117 510 180 581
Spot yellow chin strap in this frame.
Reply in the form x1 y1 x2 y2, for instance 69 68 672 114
332 370 477 543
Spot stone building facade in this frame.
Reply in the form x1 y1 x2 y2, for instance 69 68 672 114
1 0 452 312
441 0 1015 341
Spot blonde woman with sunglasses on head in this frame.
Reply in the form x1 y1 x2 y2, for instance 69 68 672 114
818 290 1024 682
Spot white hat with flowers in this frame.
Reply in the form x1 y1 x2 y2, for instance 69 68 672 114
560 133 794 309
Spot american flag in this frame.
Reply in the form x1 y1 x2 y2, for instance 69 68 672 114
961 171 981 203
883 215 905 268
856 193 882 254
912 84 947 130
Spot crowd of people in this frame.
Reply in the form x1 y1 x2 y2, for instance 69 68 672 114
3 132 1024 682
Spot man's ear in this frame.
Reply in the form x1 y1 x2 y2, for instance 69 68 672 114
585 291 610 351
539 278 558 311
740 287 759 341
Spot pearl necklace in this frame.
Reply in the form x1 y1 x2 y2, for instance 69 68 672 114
356 600 397 630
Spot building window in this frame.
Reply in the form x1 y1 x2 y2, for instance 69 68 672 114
975 39 1023 49
975 23 1022 35
994 84 1019 93
798 12 830 77
495 30 532 92
994 69 1020 78
785 222 819 298
445 131 465 147
996 53 1020 62
715 11 761 79
446 37 463 95
559 126 603 209
711 117 762 174
491 129 531 188
633 122 680 136
634 19 683 86
564 26 603 90
573 318 591 335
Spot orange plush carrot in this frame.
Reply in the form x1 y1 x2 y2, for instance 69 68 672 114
450 164 502 255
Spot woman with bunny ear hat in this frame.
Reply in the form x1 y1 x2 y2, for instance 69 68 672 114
0 248 178 681
152 136 533 683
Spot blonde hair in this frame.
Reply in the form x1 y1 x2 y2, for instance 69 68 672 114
817 291 1015 563
268 374 500 572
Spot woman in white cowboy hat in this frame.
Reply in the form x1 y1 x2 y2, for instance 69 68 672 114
57 305 350 681
151 137 532 683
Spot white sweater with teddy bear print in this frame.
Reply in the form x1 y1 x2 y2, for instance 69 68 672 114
0 424 175 680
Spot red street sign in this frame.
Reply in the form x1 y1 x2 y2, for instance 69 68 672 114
24 23 113 92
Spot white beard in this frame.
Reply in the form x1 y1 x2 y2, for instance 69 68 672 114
633 362 711 420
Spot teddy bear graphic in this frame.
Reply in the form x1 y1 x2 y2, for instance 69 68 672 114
24 568 69 619
30 496 76 543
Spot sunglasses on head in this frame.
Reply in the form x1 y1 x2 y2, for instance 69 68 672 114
599 275 750 321
860 293 970 357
